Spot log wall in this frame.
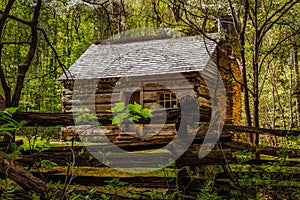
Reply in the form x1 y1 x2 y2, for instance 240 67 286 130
61 73 214 140
60 55 241 140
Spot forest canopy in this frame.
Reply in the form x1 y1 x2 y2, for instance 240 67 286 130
0 0 299 131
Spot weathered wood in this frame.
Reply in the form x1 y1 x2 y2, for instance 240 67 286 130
216 171 300 181
29 173 234 193
33 175 176 188
240 159 300 166
176 149 232 168
0 151 49 197
64 93 120 104
18 144 232 167
8 112 300 140
9 109 211 126
222 141 300 158
223 125 300 137
143 91 157 102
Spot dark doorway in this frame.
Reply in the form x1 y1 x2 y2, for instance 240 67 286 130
123 91 141 133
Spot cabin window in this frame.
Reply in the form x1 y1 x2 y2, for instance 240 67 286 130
158 92 178 109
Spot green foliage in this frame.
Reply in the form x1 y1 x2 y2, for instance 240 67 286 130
109 102 153 126
69 189 109 200
0 108 27 138
0 178 17 200
197 181 222 200
105 177 127 188
232 150 253 163
19 136 52 152
105 178 127 199
73 110 99 126
40 160 58 170
29 193 41 200
4 149 22 161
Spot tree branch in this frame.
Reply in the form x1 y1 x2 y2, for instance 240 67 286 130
258 28 300 74
0 10 31 26
0 0 16 107
39 28 72 80
259 0 299 44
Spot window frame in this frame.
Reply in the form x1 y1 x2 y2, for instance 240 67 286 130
157 92 178 109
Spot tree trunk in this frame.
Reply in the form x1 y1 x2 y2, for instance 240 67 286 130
252 2 260 146
0 0 15 108
0 95 5 111
293 37 300 130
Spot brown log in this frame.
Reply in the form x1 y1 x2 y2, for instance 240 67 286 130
31 173 231 193
18 144 232 167
8 112 300 139
176 149 232 168
223 125 300 137
241 159 300 166
0 151 48 197
143 92 157 102
9 108 211 127
64 93 118 104
222 141 300 158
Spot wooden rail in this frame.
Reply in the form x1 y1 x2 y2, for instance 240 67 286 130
4 111 299 137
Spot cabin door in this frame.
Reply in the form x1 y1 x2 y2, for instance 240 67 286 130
125 91 141 105
123 91 141 133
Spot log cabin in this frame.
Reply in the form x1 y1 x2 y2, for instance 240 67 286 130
59 35 241 142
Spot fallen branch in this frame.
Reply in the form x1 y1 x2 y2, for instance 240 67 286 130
0 151 48 197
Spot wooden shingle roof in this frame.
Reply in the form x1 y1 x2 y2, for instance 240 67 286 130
59 36 217 80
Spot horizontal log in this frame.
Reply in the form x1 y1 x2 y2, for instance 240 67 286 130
31 174 197 188
18 145 231 167
8 112 299 139
64 93 121 104
223 125 300 137
143 92 157 102
34 173 299 191
216 171 300 181
222 141 300 158
9 108 211 126
32 175 231 196
241 159 300 166
176 149 232 168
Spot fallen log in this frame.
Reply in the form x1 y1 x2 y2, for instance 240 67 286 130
176 149 232 168
216 171 300 180
18 147 232 167
7 112 300 139
9 109 210 126
222 141 300 158
0 151 49 198
240 159 300 166
31 173 228 190
223 125 300 137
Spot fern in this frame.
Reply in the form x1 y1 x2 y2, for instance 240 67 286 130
109 102 153 125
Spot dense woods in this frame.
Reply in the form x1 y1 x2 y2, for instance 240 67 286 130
0 0 300 199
